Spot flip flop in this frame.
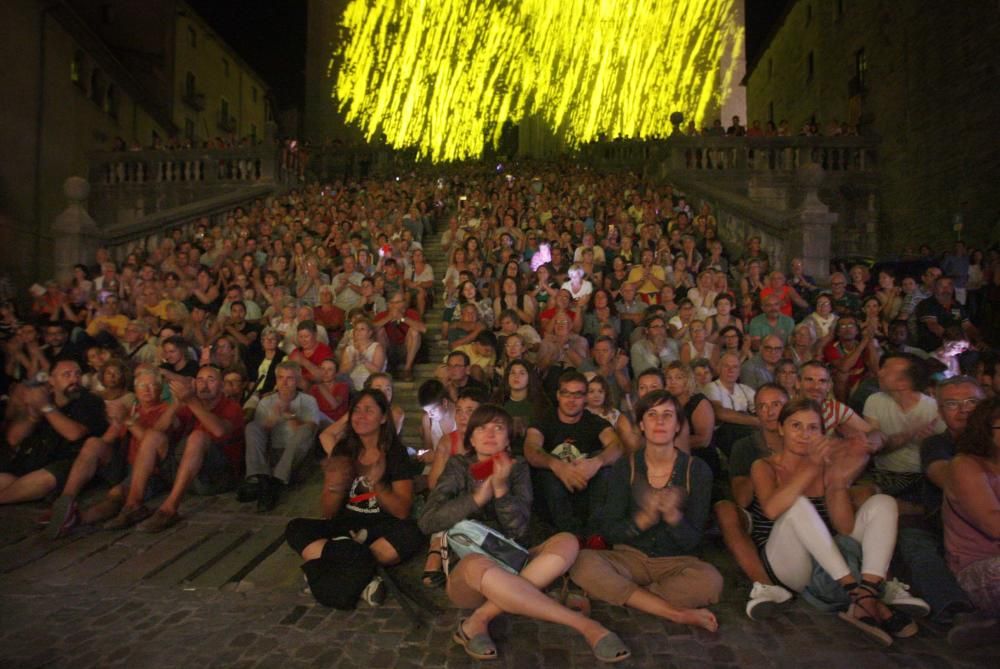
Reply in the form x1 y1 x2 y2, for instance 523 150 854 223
592 631 631 664
453 618 498 661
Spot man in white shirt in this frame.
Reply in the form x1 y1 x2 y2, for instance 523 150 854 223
706 352 759 455
332 255 365 312
863 353 945 514
240 361 320 511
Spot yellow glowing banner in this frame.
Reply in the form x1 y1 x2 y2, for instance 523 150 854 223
334 0 743 162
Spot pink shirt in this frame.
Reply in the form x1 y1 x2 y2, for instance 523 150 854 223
943 459 1000 574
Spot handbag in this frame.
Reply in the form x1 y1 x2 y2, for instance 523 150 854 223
445 519 530 575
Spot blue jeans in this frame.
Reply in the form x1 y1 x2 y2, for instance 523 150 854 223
535 466 611 536
800 535 861 613
896 526 971 623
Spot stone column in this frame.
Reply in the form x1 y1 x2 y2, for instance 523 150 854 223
51 177 101 280
792 162 836 282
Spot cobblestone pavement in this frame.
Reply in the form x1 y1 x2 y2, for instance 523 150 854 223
0 517 994 669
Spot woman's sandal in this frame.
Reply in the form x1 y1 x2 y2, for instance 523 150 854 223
422 550 446 588
837 581 893 646
453 618 498 661
863 579 918 638
592 632 631 664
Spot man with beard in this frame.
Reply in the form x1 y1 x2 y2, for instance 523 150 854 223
0 358 107 504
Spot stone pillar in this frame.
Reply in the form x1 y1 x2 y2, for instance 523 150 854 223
793 162 835 282
51 177 101 279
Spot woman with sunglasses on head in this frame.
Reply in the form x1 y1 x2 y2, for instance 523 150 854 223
748 398 924 645
419 405 631 663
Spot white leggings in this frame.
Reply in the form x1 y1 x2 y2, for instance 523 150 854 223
763 494 898 593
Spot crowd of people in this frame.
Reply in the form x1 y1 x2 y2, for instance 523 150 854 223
0 162 997 657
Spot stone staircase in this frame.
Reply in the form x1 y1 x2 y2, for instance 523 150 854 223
390 230 452 451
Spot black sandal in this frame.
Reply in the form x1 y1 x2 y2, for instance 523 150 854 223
422 550 446 588
860 579 918 638
837 581 892 646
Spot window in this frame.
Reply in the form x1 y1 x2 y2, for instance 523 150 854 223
222 58 229 78
104 84 117 118
187 25 197 48
805 4 812 26
250 123 257 141
71 50 84 86
855 48 867 89
185 118 195 140
185 71 196 96
90 69 105 106
807 52 814 83
768 101 774 123
251 86 257 103
836 0 844 20
220 97 230 121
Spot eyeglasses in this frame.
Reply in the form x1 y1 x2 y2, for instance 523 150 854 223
558 390 586 398
762 345 784 352
941 399 980 411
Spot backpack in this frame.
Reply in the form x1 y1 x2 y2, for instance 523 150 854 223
445 519 531 575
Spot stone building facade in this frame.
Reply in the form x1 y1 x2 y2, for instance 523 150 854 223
743 0 1000 252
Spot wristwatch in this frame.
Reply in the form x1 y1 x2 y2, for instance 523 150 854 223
41 404 56 414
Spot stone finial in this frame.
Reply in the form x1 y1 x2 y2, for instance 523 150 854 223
796 161 827 212
64 176 91 204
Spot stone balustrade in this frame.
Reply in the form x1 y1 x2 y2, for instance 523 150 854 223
89 144 280 187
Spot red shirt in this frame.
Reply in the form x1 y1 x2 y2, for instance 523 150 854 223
760 286 794 317
310 382 350 421
292 343 334 383
126 402 172 465
822 340 868 391
376 309 421 346
177 397 246 474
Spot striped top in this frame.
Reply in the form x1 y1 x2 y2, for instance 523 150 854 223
749 495 833 550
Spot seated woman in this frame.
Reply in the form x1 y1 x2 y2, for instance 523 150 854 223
421 388 489 588
340 319 386 391
570 390 721 631
287 389 423 609
748 398 925 645
665 361 719 475
418 405 631 663
54 366 173 531
943 398 1000 631
584 373 641 453
317 372 405 452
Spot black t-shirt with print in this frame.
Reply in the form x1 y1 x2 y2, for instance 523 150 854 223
534 410 611 462
335 440 412 518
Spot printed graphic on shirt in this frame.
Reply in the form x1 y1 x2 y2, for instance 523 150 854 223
346 476 380 514
550 439 585 463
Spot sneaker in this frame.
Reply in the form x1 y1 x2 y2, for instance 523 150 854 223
881 578 930 618
237 475 264 503
360 576 386 607
746 582 793 620
947 611 1000 648
46 495 78 540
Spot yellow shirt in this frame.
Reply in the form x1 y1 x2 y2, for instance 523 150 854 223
626 265 666 296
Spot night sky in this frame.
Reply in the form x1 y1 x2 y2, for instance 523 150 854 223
188 0 787 113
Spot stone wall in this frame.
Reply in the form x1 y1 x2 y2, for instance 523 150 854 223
744 0 1000 252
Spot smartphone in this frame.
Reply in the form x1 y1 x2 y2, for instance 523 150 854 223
470 458 494 481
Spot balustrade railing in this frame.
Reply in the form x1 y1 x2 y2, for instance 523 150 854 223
89 144 279 187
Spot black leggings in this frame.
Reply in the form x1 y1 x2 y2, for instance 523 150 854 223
286 512 425 563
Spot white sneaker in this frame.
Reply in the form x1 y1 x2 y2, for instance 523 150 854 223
746 582 793 620
881 578 930 618
361 576 386 607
